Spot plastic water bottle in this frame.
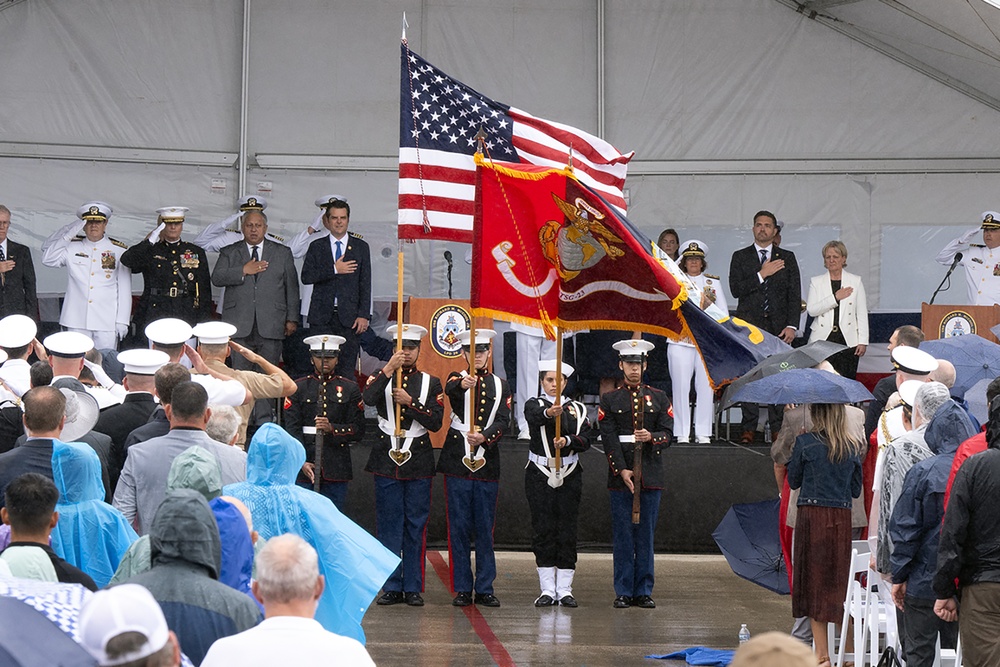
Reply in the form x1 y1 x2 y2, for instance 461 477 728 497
738 624 750 645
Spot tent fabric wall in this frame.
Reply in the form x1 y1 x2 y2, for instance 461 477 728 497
0 0 997 312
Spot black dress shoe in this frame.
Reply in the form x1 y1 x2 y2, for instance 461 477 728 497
632 595 656 608
404 592 425 607
559 594 578 608
534 594 556 607
376 591 405 606
475 593 501 607
452 592 473 607
613 595 631 608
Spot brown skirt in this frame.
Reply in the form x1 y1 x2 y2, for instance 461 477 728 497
792 505 852 623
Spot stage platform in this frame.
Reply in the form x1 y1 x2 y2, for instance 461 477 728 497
333 432 778 553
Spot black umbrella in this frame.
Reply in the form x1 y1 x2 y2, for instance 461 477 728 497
712 497 789 595
0 597 96 667
728 368 874 406
720 339 848 409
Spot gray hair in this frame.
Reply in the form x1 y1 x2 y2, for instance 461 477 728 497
255 534 319 604
914 381 950 425
205 404 241 445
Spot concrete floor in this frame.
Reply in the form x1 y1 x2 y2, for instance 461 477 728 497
363 551 793 666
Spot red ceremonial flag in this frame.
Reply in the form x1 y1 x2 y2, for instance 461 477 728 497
471 157 686 340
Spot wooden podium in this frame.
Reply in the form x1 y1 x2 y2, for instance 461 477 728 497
921 303 1000 344
406 298 493 448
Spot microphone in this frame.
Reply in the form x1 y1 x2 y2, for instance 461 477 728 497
930 252 963 305
444 250 454 299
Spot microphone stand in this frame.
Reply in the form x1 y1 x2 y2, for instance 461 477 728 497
930 253 962 305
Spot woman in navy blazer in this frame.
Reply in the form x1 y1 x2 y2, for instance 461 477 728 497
806 241 868 379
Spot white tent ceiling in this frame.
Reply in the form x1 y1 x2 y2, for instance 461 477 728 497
0 0 997 313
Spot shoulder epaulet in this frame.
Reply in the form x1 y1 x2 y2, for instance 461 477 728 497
704 273 720 280
348 231 364 240
109 237 127 249
971 244 986 248
266 232 285 243
71 235 85 241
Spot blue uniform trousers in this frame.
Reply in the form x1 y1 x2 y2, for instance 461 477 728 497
609 489 662 597
444 475 499 595
374 475 432 593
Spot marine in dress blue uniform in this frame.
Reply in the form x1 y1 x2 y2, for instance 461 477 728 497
524 359 592 608
599 339 673 609
436 329 511 608
363 324 444 607
283 334 364 511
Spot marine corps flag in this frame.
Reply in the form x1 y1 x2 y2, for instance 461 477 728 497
471 157 788 386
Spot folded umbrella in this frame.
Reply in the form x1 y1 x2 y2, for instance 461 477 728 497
712 497 789 595
920 334 1000 396
727 368 873 406
721 340 848 409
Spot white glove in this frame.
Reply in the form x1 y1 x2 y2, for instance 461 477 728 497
116 323 129 340
148 222 166 245
83 359 115 389
960 227 981 244
309 212 324 232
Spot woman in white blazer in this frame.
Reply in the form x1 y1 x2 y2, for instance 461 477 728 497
806 241 868 379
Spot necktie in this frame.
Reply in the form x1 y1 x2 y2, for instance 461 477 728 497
0 245 5 286
759 249 770 314
335 240 343 262
251 246 259 282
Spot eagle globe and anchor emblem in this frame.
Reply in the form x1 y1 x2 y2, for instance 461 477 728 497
489 192 626 302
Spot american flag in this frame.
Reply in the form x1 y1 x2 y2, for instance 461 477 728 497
398 42 634 242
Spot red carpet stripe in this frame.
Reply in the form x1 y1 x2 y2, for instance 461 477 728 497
427 550 516 667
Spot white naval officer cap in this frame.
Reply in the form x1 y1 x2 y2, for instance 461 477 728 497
538 359 574 378
77 201 113 222
386 323 428 346
897 379 924 410
892 346 938 376
192 321 238 345
238 195 267 212
981 211 1000 230
156 206 189 223
680 239 707 258
0 314 37 349
304 334 345 357
43 331 94 358
315 194 349 209
144 318 194 347
613 338 655 362
117 349 170 376
458 329 496 350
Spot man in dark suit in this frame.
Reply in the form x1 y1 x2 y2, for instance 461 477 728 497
0 386 65 507
211 206 300 369
301 197 371 378
729 210 801 443
0 205 38 320
93 349 167 489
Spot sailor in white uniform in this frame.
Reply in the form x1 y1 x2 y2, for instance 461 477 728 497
936 211 1000 306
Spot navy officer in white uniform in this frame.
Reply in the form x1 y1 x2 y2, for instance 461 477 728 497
936 211 1000 306
41 201 132 349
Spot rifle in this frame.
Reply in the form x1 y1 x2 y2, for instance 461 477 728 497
313 339 328 493
631 389 644 525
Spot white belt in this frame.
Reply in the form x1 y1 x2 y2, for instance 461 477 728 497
618 435 636 443
528 451 579 468
378 417 428 439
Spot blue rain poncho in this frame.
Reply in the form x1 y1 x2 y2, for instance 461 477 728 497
223 423 399 644
50 440 138 588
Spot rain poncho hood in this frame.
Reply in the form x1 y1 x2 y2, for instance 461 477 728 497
149 489 221 580
49 440 137 588
924 399 977 458
209 497 256 602
223 423 400 644
166 445 222 500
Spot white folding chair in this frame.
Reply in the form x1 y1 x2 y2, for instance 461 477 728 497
936 631 962 667
835 548 873 667
866 572 901 664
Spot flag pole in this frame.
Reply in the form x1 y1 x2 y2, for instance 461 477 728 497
393 242 404 449
553 328 563 477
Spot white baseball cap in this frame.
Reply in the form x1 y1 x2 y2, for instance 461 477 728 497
78 584 170 667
